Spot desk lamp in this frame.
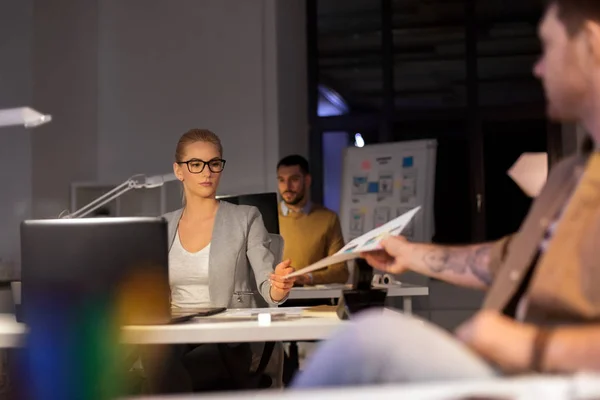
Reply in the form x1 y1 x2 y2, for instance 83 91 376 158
0 107 52 128
60 173 177 218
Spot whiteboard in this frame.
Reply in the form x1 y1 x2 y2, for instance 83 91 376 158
339 139 437 285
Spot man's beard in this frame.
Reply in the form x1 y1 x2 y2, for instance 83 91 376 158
283 191 304 206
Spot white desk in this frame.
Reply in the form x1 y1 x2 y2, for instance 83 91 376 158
122 307 344 345
0 308 344 347
128 374 600 400
0 314 25 348
289 283 428 314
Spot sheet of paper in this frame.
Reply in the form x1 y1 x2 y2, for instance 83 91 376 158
507 152 548 198
285 206 421 278
221 307 304 318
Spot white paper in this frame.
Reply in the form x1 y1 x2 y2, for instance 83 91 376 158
223 307 304 318
507 152 548 198
285 206 421 278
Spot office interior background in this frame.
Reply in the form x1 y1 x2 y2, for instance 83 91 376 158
0 0 588 331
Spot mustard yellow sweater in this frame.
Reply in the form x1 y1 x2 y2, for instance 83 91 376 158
278 203 349 284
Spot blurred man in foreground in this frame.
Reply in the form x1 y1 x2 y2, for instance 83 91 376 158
294 0 600 387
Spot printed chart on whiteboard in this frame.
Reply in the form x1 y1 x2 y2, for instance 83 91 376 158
340 139 437 246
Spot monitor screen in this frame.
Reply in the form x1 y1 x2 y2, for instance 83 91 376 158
217 192 279 234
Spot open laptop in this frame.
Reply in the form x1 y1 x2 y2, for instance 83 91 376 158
19 217 225 325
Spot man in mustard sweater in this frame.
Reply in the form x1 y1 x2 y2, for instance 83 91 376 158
277 155 349 285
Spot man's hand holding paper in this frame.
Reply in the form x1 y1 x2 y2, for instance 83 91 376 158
284 206 421 279
361 235 415 275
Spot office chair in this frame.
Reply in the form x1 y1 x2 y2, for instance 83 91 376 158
220 233 285 389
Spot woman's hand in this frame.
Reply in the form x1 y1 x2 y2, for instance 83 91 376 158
269 259 296 302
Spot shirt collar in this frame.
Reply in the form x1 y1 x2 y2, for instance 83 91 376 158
280 200 312 216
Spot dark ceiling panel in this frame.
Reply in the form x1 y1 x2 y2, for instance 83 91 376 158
315 0 544 111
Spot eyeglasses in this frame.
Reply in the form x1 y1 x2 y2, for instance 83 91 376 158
178 158 226 174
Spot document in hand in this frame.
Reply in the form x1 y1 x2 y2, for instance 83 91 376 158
284 206 421 278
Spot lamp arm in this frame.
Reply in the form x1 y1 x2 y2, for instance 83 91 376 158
62 173 175 219
68 184 133 218
64 175 144 219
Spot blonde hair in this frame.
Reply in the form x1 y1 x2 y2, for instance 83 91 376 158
175 128 223 162
176 129 223 206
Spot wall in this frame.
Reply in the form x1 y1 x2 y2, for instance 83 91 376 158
31 0 99 219
0 0 307 270
97 0 307 197
97 0 268 194
0 0 33 282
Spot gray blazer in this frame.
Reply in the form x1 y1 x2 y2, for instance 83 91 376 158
162 201 279 308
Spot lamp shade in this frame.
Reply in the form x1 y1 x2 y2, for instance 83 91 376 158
0 107 52 128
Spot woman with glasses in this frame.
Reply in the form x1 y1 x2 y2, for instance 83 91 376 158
142 128 295 394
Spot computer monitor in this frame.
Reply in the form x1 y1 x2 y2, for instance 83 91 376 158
217 192 280 234
20 217 171 325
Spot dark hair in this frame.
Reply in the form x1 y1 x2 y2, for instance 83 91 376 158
277 154 310 175
548 0 600 36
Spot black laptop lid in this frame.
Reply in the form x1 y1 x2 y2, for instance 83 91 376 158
20 217 171 325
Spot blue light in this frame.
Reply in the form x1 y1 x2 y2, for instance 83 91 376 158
318 85 349 116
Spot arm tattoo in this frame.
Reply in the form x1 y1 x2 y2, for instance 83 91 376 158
422 244 493 286
467 245 493 286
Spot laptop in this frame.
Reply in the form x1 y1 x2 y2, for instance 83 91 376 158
20 217 225 325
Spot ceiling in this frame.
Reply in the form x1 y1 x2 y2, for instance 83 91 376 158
317 0 545 112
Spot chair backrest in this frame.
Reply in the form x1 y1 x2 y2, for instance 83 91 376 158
268 234 284 264
218 193 280 234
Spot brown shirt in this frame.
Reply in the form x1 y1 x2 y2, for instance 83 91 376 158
483 151 600 325
278 203 349 285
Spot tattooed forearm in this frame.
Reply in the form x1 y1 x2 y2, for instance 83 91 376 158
466 244 493 285
422 248 468 274
420 243 493 288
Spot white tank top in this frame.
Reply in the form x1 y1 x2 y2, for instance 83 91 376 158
169 231 211 308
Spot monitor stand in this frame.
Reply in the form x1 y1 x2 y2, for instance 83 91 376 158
336 258 387 320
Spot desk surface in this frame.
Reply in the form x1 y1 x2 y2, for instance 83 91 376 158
0 314 25 348
122 307 344 344
289 283 428 300
0 307 345 347
128 374 600 400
